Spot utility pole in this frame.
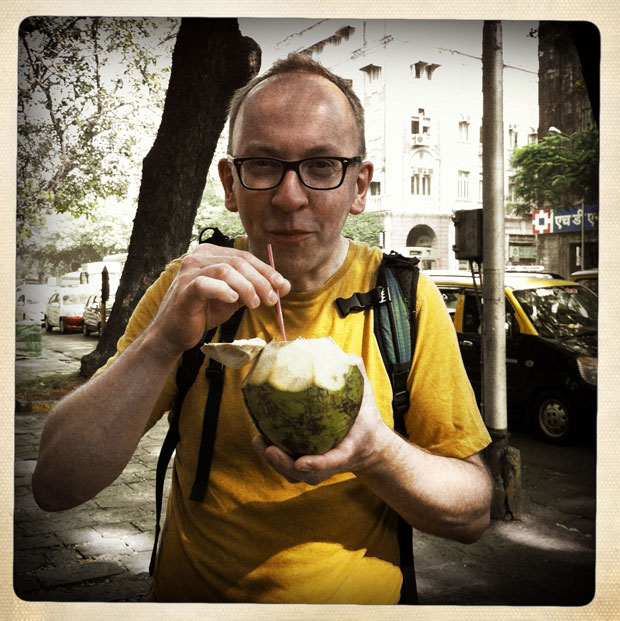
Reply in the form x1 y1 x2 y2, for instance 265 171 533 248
482 21 521 519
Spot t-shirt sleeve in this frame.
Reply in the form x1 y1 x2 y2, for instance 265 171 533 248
405 273 491 458
93 258 183 433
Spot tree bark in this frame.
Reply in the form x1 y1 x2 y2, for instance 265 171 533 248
80 18 260 377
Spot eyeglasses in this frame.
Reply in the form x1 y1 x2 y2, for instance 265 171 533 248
227 155 363 191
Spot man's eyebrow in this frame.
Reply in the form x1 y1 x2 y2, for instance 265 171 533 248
240 144 349 158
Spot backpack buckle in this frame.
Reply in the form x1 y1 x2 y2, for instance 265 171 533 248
335 286 391 317
204 361 224 380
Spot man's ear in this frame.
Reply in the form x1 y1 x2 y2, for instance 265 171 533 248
218 158 238 213
349 160 373 215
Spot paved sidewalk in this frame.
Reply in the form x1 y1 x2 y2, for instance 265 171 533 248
14 408 171 602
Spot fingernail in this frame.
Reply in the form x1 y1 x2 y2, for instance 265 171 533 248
296 463 313 472
267 290 278 305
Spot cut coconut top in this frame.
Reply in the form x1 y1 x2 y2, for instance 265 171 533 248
244 337 353 392
201 337 266 369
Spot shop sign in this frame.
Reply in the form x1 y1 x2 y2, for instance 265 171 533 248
532 205 598 234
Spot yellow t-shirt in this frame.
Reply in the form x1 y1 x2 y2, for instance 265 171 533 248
98 239 490 604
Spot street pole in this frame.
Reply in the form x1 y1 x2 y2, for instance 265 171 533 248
581 199 586 269
482 21 521 519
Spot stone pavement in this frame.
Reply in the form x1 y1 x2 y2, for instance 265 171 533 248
14 408 171 603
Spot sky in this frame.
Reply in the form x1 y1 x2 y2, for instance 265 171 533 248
239 18 539 73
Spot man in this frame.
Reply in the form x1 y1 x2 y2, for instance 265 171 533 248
33 53 492 604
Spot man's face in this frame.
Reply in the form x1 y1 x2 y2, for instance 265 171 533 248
218 72 372 291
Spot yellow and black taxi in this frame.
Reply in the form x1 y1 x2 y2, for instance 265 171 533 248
426 270 597 444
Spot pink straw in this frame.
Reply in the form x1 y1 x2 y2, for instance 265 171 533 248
267 244 287 341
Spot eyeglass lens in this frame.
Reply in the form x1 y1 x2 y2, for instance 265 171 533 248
240 158 345 190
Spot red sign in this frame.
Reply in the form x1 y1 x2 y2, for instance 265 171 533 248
532 209 553 234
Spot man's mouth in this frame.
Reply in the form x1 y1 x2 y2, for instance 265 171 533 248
268 229 313 242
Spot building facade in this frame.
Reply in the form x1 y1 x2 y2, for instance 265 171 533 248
535 21 599 277
274 20 539 270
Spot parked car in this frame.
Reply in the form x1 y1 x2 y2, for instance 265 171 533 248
44 288 90 333
425 271 597 444
570 267 598 295
82 293 115 336
15 284 56 325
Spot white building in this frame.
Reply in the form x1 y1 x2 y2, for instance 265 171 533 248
270 19 539 270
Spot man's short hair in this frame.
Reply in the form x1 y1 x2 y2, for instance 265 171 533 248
227 52 366 157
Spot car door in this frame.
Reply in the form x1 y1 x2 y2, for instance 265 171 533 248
457 289 483 399
457 289 528 409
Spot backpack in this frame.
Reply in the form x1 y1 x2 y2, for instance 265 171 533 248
150 228 420 604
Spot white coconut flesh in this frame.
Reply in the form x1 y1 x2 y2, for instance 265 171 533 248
244 337 351 392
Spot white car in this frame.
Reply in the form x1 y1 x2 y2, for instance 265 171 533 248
15 284 56 325
44 288 90 333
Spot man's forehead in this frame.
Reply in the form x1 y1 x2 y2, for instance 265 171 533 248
243 71 345 109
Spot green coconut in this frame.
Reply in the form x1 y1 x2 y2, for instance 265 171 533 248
240 337 363 458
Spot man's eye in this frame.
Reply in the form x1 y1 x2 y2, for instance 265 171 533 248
306 158 338 173
248 159 280 172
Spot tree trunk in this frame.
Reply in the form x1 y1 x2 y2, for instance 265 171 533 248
80 18 260 377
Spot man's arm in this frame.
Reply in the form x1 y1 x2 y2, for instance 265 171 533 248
252 358 492 544
33 244 290 512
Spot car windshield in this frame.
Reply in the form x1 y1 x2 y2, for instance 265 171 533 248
513 285 598 338
62 293 89 305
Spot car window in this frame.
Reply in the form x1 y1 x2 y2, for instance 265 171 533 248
463 293 481 333
62 292 89 305
578 278 598 295
513 285 597 338
439 287 459 316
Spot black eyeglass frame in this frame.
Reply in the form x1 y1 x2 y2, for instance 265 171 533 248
226 154 363 191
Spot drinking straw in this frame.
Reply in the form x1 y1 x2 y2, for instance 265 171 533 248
267 244 287 341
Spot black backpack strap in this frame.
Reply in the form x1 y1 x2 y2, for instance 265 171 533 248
336 251 420 604
377 252 420 431
149 326 216 576
378 253 419 606
149 226 239 576
199 226 236 247
189 307 245 502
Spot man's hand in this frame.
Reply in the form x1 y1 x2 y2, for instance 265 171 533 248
150 243 291 360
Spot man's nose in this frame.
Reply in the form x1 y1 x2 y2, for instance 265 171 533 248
270 169 309 211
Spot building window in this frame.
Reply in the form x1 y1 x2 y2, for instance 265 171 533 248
360 63 382 83
412 61 440 79
457 171 470 199
507 177 516 202
508 127 519 149
411 171 432 196
370 181 381 196
411 108 431 135
478 174 484 201
459 120 470 142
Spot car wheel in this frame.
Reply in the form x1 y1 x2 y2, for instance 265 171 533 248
60 318 69 334
44 316 53 332
531 391 576 444
83 322 91 336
